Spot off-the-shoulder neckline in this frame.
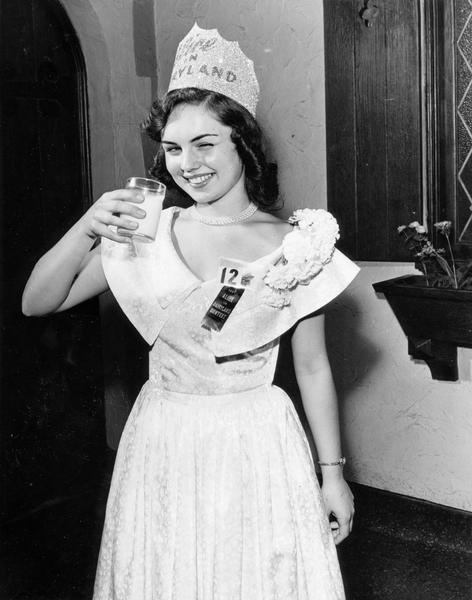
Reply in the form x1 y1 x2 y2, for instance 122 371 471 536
166 206 285 284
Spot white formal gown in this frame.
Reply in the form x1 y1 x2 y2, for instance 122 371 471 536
93 207 359 600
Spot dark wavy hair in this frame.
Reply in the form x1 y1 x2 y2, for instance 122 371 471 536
142 88 279 212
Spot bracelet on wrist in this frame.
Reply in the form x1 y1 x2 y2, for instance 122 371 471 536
317 457 346 467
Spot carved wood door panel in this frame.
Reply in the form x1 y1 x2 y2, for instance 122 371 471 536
324 0 423 261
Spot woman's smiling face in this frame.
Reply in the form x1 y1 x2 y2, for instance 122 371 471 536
161 103 246 205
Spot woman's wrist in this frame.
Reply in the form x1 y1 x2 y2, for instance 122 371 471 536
320 466 346 481
76 213 98 242
318 456 346 482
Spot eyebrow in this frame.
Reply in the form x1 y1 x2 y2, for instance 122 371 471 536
161 133 219 145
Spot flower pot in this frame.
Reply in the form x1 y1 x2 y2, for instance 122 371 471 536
373 275 472 381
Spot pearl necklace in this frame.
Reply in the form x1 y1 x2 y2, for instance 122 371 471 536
189 202 258 226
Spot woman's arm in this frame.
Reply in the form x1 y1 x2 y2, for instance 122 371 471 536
22 189 145 316
291 312 354 545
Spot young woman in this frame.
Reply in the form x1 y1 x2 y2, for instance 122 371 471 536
23 25 358 600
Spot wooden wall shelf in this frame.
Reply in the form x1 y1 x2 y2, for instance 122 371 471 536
373 275 472 381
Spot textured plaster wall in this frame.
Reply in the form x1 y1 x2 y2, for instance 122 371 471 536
327 264 472 511
154 0 327 216
62 0 155 198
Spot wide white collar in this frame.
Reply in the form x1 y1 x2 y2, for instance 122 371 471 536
101 206 360 355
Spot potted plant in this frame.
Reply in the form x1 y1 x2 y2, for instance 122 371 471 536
373 221 472 381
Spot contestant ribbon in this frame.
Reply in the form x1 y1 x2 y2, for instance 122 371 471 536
201 286 245 332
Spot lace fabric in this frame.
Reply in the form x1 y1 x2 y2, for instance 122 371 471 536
93 383 345 600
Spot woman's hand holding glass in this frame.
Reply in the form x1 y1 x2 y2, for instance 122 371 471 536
82 189 146 243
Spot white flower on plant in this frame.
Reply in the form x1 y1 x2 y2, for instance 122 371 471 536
398 218 461 289
415 241 435 258
407 221 427 234
434 220 452 235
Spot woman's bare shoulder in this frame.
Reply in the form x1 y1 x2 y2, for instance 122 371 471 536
252 210 292 246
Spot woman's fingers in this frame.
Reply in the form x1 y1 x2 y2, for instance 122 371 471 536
106 231 134 244
94 190 146 220
93 210 140 230
90 220 132 243
322 479 355 544
330 513 353 545
338 513 352 544
105 199 146 219
86 190 148 242
109 215 139 230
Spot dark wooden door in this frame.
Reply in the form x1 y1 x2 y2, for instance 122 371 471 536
324 0 423 261
1 1 107 597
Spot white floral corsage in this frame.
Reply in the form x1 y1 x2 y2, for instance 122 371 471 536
262 209 340 308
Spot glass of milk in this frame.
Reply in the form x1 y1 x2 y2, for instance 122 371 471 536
119 177 166 242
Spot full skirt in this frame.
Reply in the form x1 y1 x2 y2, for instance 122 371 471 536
93 383 345 600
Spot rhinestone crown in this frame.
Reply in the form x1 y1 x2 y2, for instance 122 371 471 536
168 23 260 116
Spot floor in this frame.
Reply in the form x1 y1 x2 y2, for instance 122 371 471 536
2 455 471 600
337 484 472 600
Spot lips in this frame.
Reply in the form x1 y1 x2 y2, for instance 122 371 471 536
184 173 214 186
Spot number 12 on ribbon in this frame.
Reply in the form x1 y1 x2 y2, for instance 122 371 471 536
219 266 253 289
